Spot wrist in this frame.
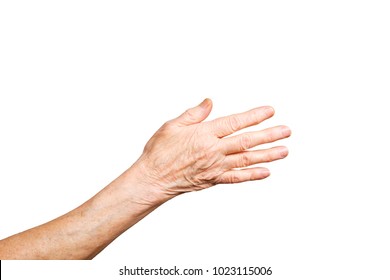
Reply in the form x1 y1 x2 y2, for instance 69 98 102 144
121 161 175 207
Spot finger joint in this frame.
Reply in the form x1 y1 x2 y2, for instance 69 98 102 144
239 134 252 151
227 115 241 132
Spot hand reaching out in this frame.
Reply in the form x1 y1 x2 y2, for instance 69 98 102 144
133 98 291 197
0 98 291 259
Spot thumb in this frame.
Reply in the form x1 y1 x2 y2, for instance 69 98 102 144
173 98 213 126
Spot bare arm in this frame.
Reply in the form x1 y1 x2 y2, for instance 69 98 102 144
0 99 291 259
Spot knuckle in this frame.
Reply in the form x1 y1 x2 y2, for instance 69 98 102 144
198 171 217 182
162 120 174 129
227 173 240 184
195 149 209 161
195 140 218 155
207 144 220 156
263 154 273 163
239 134 252 150
261 151 275 163
251 110 261 124
193 139 205 150
240 153 252 167
263 131 275 143
184 108 197 122
227 115 241 132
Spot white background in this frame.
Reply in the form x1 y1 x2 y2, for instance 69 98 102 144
1 1 389 279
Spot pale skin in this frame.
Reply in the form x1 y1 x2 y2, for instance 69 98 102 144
0 99 291 259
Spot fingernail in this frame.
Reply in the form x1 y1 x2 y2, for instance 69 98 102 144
261 169 270 176
200 98 211 109
265 106 275 115
281 126 291 137
279 147 289 158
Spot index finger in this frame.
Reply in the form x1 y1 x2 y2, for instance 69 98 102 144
209 106 275 138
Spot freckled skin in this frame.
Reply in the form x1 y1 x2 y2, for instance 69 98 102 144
0 99 291 259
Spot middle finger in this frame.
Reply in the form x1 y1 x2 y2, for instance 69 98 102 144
221 125 291 155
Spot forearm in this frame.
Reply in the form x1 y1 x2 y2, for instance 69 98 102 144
0 164 171 260
0 99 290 260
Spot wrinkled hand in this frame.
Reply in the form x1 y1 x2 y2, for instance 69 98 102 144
134 99 291 197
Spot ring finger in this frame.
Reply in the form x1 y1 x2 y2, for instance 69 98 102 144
224 146 289 169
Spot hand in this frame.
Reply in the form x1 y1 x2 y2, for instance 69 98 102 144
133 98 291 197
0 98 291 260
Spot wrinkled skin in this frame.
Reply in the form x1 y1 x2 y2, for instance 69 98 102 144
0 98 291 260
134 98 291 196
